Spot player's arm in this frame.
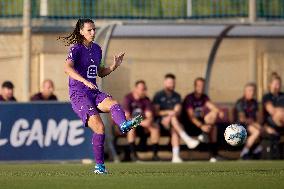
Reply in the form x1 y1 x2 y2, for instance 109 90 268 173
237 112 247 123
256 106 263 124
205 101 219 113
187 108 203 128
122 96 131 120
98 52 125 78
205 101 224 118
264 101 276 115
153 94 173 116
154 104 174 117
142 99 155 126
173 104 182 116
235 100 247 123
64 59 96 89
124 110 131 120
141 110 154 126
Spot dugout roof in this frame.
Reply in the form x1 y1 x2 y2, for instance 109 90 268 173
112 24 284 38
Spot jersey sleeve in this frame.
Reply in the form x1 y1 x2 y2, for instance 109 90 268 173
176 93 182 104
255 100 259 111
235 99 245 113
204 94 210 103
152 92 161 105
145 98 154 113
262 94 271 105
66 46 80 63
184 95 193 110
122 95 131 113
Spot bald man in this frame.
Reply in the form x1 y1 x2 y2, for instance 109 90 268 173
31 79 58 101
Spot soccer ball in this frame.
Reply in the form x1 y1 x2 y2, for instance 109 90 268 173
224 124 247 146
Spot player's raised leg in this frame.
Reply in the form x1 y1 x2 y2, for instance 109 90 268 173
97 97 143 133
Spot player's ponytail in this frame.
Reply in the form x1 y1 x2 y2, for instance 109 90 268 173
58 18 94 46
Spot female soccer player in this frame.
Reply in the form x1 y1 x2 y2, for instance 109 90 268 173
61 18 142 174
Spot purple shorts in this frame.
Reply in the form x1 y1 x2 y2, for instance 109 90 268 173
69 88 111 127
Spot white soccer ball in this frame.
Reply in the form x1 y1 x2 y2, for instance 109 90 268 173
224 124 247 146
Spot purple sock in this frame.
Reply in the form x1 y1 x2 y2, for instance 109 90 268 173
110 104 127 126
92 133 105 164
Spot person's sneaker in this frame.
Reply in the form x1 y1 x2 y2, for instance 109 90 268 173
130 152 139 162
197 133 209 143
94 164 107 174
209 156 224 163
184 137 200 149
253 144 263 155
120 115 143 134
152 154 160 161
172 156 183 163
241 153 251 160
209 157 217 163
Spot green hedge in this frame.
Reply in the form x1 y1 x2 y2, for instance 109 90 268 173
0 0 283 19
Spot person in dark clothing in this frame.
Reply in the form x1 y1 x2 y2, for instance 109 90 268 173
30 79 58 101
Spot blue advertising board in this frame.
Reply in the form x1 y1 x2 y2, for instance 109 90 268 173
0 103 93 161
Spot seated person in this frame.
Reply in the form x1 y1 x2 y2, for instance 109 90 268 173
182 77 224 162
30 79 58 101
153 73 199 163
123 80 160 161
235 83 262 159
262 73 284 136
0 81 17 102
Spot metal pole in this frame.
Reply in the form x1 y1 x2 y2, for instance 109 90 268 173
187 0 192 17
249 0 257 23
23 0 31 101
204 25 234 95
40 0 48 16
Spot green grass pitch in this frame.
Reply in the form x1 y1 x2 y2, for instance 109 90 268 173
0 161 284 189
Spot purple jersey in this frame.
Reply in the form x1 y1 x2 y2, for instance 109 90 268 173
123 93 154 117
183 92 209 118
235 97 258 121
66 42 111 126
67 42 103 91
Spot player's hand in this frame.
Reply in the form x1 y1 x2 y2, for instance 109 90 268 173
111 52 125 71
218 111 225 120
200 124 212 133
168 110 176 117
246 118 254 125
161 116 171 129
83 80 97 89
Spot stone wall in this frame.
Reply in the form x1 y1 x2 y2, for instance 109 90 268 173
1 32 284 103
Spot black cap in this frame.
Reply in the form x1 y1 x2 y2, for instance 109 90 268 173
2 81 14 89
